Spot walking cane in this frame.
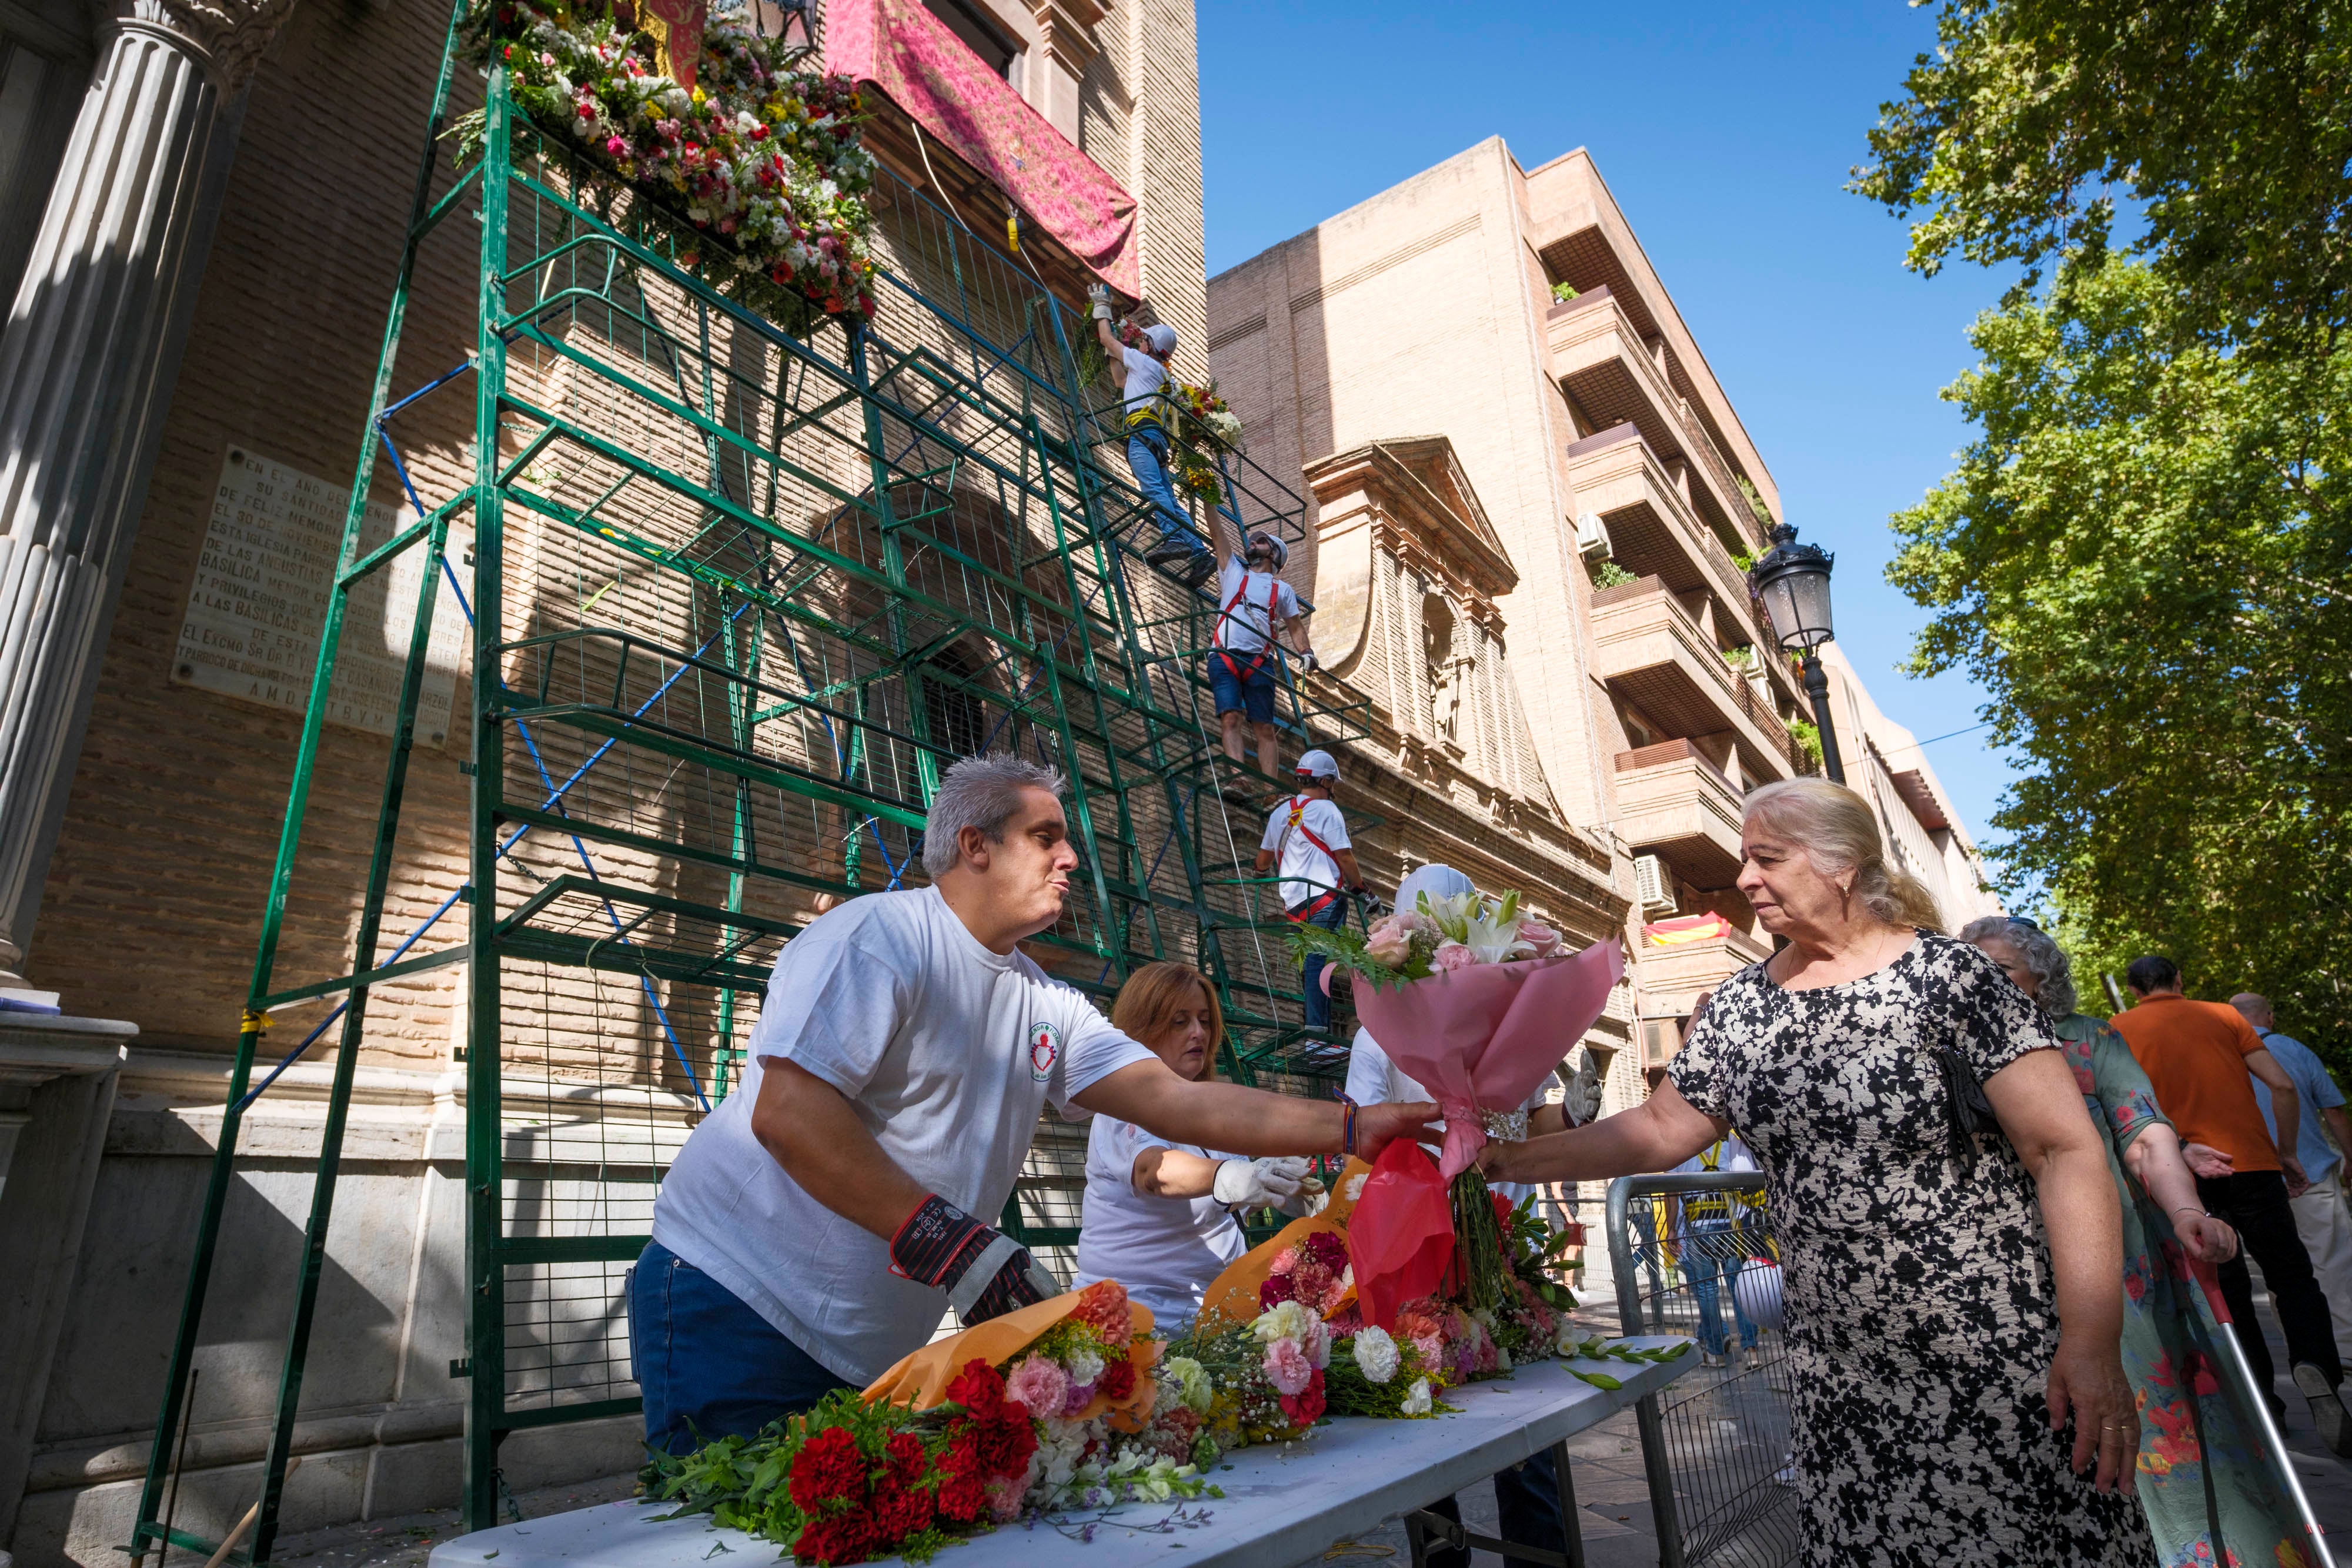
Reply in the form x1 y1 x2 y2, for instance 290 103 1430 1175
2189 1258 2335 1566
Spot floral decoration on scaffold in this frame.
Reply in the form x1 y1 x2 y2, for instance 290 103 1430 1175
646 1282 1217 1565
1288 888 1623 1329
458 1 881 331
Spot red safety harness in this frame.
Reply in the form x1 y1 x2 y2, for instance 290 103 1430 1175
1275 794 1345 921
1213 564 1283 684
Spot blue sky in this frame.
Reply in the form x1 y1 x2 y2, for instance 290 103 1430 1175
1197 1 2030 888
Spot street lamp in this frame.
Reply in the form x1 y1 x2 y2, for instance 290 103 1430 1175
1749 521 1847 784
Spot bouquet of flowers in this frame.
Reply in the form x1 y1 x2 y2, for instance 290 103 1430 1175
1321 1321 1452 1420
1161 1298 1332 1450
648 1282 1215 1564
1290 888 1623 1329
459 1 881 331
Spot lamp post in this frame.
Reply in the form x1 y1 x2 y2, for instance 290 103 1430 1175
1749 521 1847 784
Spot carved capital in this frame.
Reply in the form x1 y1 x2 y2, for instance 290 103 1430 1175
123 0 299 93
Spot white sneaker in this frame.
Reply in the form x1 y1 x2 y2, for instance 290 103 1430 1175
1702 1350 1727 1368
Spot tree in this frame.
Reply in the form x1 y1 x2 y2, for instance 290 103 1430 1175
1887 257 2351 1059
1852 0 2352 353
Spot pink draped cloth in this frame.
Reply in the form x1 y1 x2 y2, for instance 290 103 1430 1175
1351 943 1626 1181
824 0 1141 297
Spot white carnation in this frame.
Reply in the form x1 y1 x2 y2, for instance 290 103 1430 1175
1344 1173 1368 1202
1066 1342 1105 1385
1352 1326 1400 1385
1401 1377 1432 1415
1496 1344 1514 1372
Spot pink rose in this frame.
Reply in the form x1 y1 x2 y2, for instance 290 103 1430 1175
1262 1336 1312 1397
1516 920 1562 957
1364 918 1412 967
1433 941 1476 972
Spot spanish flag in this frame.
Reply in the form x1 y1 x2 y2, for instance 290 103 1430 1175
1643 912 1733 946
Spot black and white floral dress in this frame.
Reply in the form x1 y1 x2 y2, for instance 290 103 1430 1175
1670 933 2152 1564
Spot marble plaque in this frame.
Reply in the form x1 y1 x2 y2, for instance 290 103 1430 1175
172 445 472 746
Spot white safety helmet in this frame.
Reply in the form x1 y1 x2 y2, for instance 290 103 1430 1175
1394 862 1475 912
1294 749 1340 783
1143 323 1178 356
1247 531 1288 571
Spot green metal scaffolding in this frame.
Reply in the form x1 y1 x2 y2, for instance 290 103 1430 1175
129 6 1369 1561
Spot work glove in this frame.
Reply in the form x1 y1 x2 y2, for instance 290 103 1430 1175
890 1193 1060 1325
1087 282 1113 320
1561 1051 1603 1126
1213 1155 1312 1212
1294 648 1318 673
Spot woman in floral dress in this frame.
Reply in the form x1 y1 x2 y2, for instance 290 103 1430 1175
1488 779 2149 1564
1965 917 2313 1567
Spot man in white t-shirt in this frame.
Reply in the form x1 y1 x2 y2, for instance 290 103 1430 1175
1209 529 1315 781
634 753 1437 1451
1090 284 1212 585
1257 749 1368 1037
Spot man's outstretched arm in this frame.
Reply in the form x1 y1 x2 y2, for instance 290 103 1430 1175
1074 1057 1438 1160
750 1058 927 1239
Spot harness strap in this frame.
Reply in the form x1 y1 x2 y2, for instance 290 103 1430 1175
1212 563 1283 682
1277 794 1345 920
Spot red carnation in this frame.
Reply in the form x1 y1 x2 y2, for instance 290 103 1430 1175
788 1425 870 1512
1278 1367 1327 1426
858 295 877 318
945 1358 1007 1415
1258 1273 1298 1310
792 1512 877 1566
973 1410 1038 1479
883 1431 927 1489
1491 1192 1514 1228
1095 1356 1136 1403
934 1438 987 1523
867 1479 935 1542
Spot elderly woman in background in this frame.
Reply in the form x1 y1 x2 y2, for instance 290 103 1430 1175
1486 778 2150 1565
1071 962 1317 1332
1963 915 2308 1565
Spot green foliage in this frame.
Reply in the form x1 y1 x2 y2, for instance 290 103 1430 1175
1550 281 1581 303
1733 475 1775 532
1885 255 2352 1065
1785 717 1823 768
1722 645 1756 670
1729 549 1756 573
1591 560 1637 589
1850 0 2352 352
1286 918 1408 992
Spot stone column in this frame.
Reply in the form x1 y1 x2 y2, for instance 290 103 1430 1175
0 1 293 983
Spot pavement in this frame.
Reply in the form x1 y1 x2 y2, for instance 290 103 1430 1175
252 1291 2352 1568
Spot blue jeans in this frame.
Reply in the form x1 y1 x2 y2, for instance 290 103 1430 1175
1422 1448 1566 1567
629 1241 852 1455
1124 423 1197 549
1684 1229 1757 1356
1294 896 1348 1031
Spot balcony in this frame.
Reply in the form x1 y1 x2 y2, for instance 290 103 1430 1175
1591 577 1805 781
1547 287 1763 557
1637 922 1773 1038
1613 738 1745 888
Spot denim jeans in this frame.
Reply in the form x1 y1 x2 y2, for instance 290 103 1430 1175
1294 895 1349 1031
1124 423 1197 549
1421 1448 1566 1568
629 1240 853 1455
1683 1229 1756 1356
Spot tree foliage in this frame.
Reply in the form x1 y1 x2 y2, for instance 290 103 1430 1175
1888 258 2351 1058
1852 0 2352 351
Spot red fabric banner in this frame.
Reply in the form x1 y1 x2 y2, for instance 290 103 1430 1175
824 0 1141 297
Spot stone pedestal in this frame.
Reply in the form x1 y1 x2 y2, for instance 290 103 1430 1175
0 0 292 985
0 1014 133 1551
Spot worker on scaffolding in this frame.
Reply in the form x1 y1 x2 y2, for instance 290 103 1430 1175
634 753 1436 1450
1088 282 1214 584
1255 748 1369 1039
1207 525 1315 784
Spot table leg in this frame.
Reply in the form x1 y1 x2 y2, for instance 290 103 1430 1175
1551 1439 1586 1568
1404 1446 1584 1568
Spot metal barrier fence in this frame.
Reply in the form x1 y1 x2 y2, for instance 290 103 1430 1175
1608 1172 1799 1568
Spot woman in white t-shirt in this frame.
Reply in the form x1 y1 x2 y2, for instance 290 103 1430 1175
1073 962 1316 1330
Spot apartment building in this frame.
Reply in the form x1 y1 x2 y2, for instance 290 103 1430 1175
1208 138 1996 1089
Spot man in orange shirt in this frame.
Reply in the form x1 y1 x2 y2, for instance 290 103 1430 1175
2113 954 2350 1450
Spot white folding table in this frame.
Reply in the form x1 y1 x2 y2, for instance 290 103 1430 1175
427 1340 1691 1568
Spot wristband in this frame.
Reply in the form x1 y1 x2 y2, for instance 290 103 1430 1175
1341 1094 1359 1158
2171 1205 2211 1219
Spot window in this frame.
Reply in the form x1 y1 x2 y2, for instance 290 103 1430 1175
923 0 1018 78
923 646 990 760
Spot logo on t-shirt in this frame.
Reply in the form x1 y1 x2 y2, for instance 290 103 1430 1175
1028 1021 1063 1083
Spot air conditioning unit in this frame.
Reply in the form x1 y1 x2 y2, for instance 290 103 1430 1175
1633 854 1676 914
1574 510 1613 562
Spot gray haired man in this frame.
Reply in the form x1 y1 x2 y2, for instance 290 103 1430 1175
632 753 1437 1453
